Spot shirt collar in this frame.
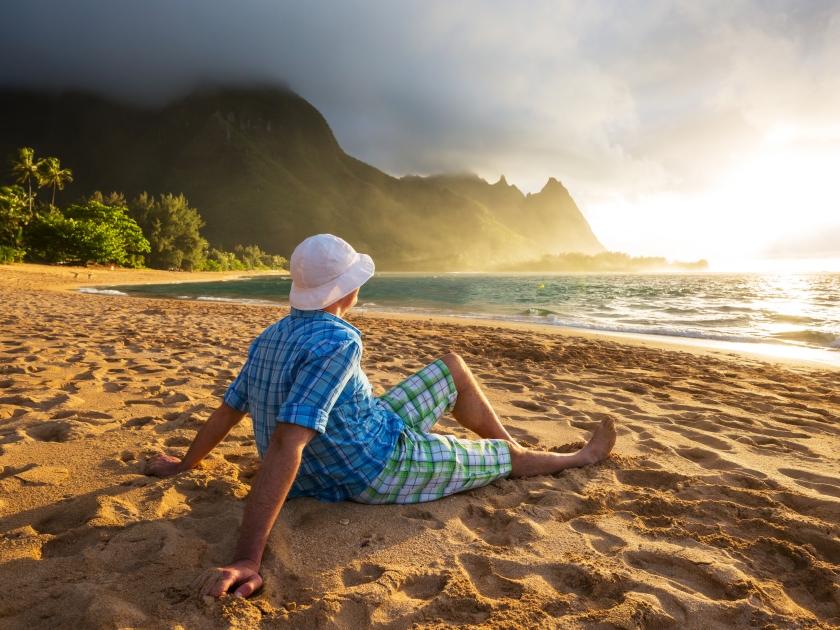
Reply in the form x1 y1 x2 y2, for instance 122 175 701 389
290 307 361 336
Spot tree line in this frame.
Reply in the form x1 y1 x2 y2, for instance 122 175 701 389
0 148 287 271
501 251 709 272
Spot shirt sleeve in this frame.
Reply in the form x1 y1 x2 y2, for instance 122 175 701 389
278 338 361 434
223 339 259 412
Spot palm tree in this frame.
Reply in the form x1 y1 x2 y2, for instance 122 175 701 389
37 157 73 206
9 147 42 213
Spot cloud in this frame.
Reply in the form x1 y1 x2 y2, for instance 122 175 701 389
1 0 839 258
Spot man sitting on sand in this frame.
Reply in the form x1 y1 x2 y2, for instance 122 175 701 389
149 234 617 599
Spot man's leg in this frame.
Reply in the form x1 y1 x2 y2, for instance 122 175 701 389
439 353 519 443
439 353 616 478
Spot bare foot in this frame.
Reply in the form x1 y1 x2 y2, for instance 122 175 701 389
578 416 616 465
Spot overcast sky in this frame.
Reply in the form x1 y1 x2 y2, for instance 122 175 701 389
1 0 839 267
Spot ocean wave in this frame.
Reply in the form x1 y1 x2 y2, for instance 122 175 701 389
78 287 128 296
195 296 281 306
543 316 762 344
767 313 816 325
770 330 840 347
520 307 559 317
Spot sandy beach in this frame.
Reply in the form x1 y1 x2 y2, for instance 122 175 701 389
1 264 839 629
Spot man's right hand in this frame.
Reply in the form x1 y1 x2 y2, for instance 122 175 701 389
147 453 183 477
192 559 263 598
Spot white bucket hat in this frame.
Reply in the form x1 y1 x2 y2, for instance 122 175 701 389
288 234 375 310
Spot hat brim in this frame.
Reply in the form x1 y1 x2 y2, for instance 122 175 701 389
288 253 374 310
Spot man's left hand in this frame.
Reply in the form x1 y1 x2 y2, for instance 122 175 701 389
192 560 263 598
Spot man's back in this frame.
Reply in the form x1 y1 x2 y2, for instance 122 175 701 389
224 307 404 501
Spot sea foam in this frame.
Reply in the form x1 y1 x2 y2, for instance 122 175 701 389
78 288 128 296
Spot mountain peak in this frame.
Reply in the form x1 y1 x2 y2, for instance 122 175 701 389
540 177 570 195
418 172 604 256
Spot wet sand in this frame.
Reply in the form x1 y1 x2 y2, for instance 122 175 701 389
1 264 839 629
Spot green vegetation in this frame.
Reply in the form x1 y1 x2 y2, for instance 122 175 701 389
1 149 149 266
1 147 288 270
0 245 25 264
199 249 244 272
234 244 288 270
127 192 208 271
501 251 709 272
198 245 287 271
0 185 30 250
25 200 150 266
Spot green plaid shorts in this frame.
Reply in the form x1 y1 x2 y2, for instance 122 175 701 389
353 359 512 504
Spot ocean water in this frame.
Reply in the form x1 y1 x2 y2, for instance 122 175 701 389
89 272 840 364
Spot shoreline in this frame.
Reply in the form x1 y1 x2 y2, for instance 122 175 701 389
62 264 840 372
355 310 840 371
0 262 286 294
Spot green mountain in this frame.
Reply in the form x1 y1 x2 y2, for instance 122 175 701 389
417 173 605 255
0 86 601 269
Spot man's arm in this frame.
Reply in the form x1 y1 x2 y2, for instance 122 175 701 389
148 402 247 476
192 422 317 598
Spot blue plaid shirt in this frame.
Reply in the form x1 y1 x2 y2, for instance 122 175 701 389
224 308 405 502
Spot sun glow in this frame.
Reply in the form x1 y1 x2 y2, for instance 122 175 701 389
586 137 840 270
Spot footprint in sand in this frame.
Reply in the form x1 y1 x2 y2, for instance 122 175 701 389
569 517 627 554
123 415 161 429
668 426 733 451
488 382 527 393
675 447 745 472
510 400 549 413
459 504 544 547
26 421 103 443
162 377 190 387
401 506 446 530
622 549 747 602
392 572 448 601
530 558 630 610
614 469 688 492
341 563 387 587
735 435 818 457
458 553 525 600
368 571 451 626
